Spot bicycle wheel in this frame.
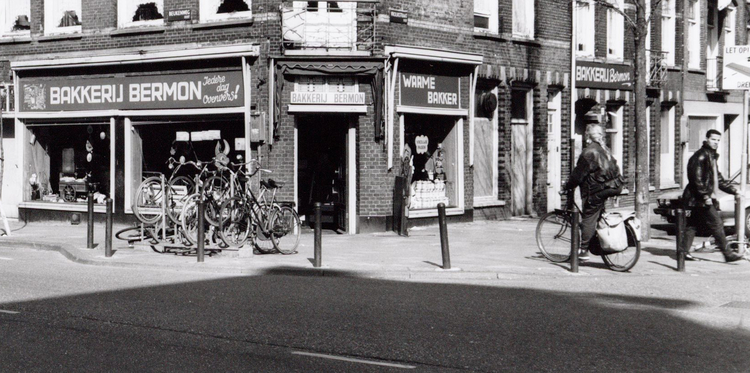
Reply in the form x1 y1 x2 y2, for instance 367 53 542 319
271 206 301 255
204 176 229 226
166 176 195 225
218 197 251 248
252 202 277 254
602 224 640 272
180 194 202 246
536 210 574 263
132 176 164 225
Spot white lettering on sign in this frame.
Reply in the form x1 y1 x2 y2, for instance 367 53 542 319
428 92 458 105
129 81 201 102
403 75 435 89
415 135 429 154
51 84 126 104
291 92 365 105
576 66 631 84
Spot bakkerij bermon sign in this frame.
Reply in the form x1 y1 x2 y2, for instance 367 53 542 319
400 73 460 109
19 70 245 112
575 61 633 91
290 92 365 105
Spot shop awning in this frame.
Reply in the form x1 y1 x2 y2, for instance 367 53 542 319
274 60 384 140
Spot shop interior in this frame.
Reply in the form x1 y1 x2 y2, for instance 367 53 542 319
297 114 348 231
404 114 458 210
26 123 111 204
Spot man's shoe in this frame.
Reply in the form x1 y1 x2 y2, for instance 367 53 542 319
684 253 696 261
578 250 590 261
724 252 744 263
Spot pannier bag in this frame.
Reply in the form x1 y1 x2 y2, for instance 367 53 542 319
596 212 628 253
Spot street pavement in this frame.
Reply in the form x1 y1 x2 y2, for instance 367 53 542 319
1 206 748 280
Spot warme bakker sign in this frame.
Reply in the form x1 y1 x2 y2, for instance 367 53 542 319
400 73 460 109
19 70 245 112
575 61 633 91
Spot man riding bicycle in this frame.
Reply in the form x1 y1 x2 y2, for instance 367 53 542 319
563 122 624 261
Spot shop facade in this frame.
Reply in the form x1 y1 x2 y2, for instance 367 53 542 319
11 44 259 222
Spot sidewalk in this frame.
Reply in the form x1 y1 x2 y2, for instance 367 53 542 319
0 217 748 280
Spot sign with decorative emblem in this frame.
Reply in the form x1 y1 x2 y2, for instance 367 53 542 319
19 70 245 112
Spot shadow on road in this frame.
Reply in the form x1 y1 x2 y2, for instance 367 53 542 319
2 265 749 372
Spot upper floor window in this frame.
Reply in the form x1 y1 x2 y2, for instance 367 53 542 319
512 0 534 39
200 0 252 23
606 0 624 60
661 0 676 65
1 0 30 38
118 0 164 28
576 0 595 57
687 0 700 68
723 5 736 47
45 0 82 35
474 0 498 33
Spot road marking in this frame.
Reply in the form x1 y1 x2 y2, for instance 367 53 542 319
291 351 416 369
0 310 19 314
0 257 12 260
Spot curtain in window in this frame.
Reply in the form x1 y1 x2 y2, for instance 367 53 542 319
606 1 623 58
2 1 30 34
47 0 82 29
575 1 593 54
512 0 533 37
119 0 163 25
474 0 492 17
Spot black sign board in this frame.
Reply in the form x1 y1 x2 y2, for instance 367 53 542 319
390 9 408 24
168 9 192 22
575 61 634 91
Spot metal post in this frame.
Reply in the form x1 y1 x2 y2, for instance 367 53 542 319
197 199 205 263
570 209 579 273
676 208 686 272
87 191 94 249
105 198 113 258
438 203 451 270
314 202 322 268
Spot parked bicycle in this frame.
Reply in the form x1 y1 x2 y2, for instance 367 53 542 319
535 190 641 271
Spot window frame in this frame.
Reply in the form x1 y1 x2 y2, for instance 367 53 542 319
44 0 83 35
606 0 624 60
1 0 31 38
576 0 596 57
200 0 253 24
660 105 676 186
688 0 701 69
661 0 676 65
724 5 736 47
474 0 498 33
117 0 165 29
512 0 534 39
473 87 500 207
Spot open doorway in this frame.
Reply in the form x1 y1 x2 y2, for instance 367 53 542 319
297 114 349 232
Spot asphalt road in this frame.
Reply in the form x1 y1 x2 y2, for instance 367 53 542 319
1 246 749 372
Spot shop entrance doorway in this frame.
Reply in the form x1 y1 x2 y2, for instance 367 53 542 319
297 114 349 232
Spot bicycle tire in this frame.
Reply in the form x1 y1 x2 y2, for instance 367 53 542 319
203 175 229 226
271 206 301 255
179 194 202 246
218 197 251 248
132 176 165 225
166 176 195 225
602 224 641 272
536 210 574 263
252 202 277 254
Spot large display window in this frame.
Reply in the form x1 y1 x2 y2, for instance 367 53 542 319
125 117 247 214
24 123 111 205
404 114 460 211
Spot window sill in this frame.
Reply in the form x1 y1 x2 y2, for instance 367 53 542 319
19 201 107 213
408 207 464 219
473 199 506 208
0 35 32 44
659 182 680 190
510 36 540 46
192 18 254 30
473 30 503 41
110 26 166 36
38 33 83 42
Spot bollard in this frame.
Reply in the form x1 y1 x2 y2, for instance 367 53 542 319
570 210 579 273
314 202 322 268
438 203 451 270
105 198 113 258
676 208 686 272
87 191 95 249
197 199 205 263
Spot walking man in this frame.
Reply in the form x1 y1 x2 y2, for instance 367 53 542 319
681 129 744 263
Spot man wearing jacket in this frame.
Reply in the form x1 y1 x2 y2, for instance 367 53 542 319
682 129 743 263
565 123 622 261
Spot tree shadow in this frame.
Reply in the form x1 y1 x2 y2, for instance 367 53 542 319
1 266 749 372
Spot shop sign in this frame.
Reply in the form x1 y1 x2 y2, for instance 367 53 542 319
167 9 192 22
290 91 365 105
19 70 245 112
400 73 460 109
414 135 429 154
575 61 633 91
390 9 408 24
723 46 750 89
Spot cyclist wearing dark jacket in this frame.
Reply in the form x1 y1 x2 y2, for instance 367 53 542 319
681 129 743 262
565 123 622 260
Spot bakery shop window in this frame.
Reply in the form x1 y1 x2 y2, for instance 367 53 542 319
25 124 110 204
404 114 459 211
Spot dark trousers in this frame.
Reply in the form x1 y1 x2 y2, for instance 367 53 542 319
681 204 728 254
580 194 606 251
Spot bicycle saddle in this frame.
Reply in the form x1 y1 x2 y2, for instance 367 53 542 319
262 179 285 189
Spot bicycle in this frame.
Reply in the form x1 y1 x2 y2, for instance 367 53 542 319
535 190 641 272
131 157 196 226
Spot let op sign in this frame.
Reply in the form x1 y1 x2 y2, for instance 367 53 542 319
723 46 750 90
